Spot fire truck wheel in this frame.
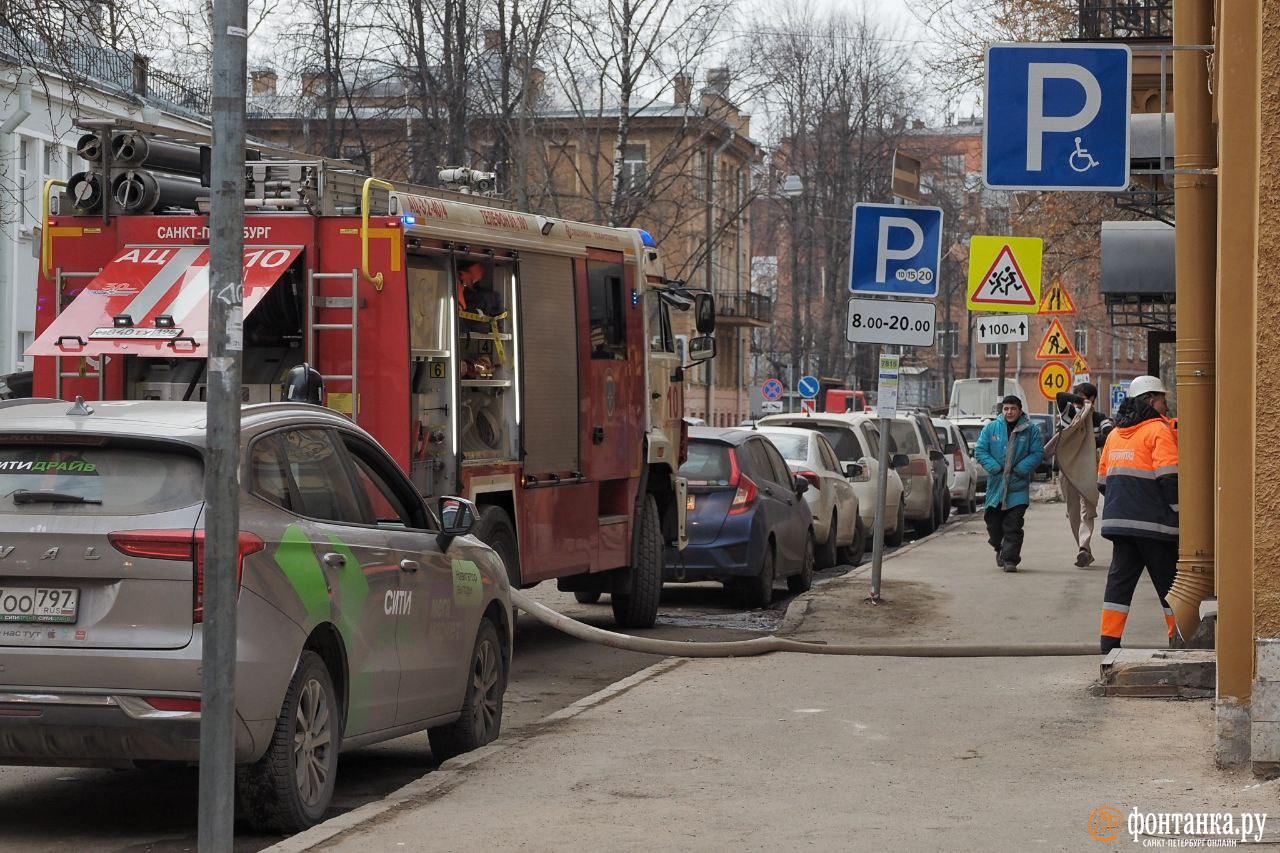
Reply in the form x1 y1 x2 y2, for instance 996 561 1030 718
611 494 662 629
574 591 602 604
473 506 520 588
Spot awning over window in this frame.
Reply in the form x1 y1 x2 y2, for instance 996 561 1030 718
27 244 302 358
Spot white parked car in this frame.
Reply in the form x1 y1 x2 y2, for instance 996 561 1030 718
756 413 908 547
950 416 992 495
758 426 865 567
933 417 979 514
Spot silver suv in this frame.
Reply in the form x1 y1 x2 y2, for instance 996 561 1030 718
0 400 512 832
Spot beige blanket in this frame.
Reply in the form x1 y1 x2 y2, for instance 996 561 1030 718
1051 402 1100 508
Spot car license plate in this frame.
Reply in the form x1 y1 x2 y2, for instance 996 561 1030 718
686 495 696 511
0 587 78 623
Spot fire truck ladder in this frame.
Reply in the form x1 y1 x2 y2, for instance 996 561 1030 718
307 270 360 420
53 269 105 401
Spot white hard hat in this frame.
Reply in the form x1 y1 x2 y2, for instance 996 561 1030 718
1128 375 1168 398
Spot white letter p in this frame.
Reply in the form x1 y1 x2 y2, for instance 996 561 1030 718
1026 62 1102 171
876 217 924 283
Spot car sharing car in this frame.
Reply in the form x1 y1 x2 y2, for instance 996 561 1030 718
665 427 815 608
0 399 512 833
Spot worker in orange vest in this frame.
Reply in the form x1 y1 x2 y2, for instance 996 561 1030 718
1097 375 1180 654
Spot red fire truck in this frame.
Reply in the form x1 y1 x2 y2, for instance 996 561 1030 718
27 122 716 628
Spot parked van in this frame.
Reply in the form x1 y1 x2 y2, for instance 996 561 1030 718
947 378 1031 419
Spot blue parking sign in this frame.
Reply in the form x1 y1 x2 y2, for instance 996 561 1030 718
848 203 943 297
984 43 1131 191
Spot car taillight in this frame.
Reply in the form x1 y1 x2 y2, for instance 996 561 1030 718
953 450 965 471
727 448 757 515
795 469 822 489
109 529 265 623
143 696 202 712
906 459 929 477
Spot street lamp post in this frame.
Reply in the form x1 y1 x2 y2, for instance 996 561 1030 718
781 174 803 412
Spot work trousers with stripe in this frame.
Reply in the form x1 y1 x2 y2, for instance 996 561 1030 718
1100 535 1178 654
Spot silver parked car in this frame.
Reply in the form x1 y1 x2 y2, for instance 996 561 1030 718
0 400 512 832
757 426 865 568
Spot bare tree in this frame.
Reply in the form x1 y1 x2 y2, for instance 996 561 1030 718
550 0 736 227
755 4 920 391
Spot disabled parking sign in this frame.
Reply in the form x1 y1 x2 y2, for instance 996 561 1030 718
984 43 1132 191
848 203 943 297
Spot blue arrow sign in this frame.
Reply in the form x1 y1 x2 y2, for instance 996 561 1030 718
849 203 943 297
798 375 820 399
984 42 1132 191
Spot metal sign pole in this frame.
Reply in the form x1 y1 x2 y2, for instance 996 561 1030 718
868 415 891 603
200 0 249 846
997 343 1008 398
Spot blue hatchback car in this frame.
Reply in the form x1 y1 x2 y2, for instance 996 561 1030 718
664 428 815 607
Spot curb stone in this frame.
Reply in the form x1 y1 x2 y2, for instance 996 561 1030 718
261 657 687 852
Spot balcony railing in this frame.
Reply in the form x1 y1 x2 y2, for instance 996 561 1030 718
1078 0 1172 40
715 292 773 326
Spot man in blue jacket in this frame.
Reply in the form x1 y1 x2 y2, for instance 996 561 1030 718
974 395 1046 572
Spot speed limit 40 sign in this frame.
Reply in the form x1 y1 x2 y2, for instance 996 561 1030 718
1038 361 1071 400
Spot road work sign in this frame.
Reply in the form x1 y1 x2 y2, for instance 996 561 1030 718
846 297 936 347
1035 317 1077 360
968 236 1043 312
1039 361 1071 399
975 314 1030 344
849 203 943 297
984 42 1132 191
1038 279 1077 314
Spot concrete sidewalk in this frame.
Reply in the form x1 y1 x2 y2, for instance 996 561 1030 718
299 504 1274 852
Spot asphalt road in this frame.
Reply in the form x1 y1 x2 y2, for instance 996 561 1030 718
0 540 908 853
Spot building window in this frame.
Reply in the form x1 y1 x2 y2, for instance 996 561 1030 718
620 143 647 189
942 153 965 175
1126 335 1135 361
1075 326 1088 356
985 342 1002 359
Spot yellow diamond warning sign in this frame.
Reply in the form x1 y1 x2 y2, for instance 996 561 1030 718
1035 317 1077 360
1038 279 1077 314
967 236 1043 313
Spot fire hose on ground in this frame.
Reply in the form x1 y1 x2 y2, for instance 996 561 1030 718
509 589 1102 658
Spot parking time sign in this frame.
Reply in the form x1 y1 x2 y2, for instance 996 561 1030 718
984 43 1132 191
848 203 944 297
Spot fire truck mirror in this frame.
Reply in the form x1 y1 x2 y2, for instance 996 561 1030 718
280 364 324 405
688 335 716 363
694 293 716 334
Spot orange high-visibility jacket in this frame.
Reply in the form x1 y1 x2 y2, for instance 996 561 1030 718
1097 414 1179 541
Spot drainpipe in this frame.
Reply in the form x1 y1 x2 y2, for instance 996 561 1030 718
1165 0 1217 642
1213 0 1257 766
705 129 736 424
0 68 34 375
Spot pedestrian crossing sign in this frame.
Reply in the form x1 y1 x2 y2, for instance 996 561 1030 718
1035 317 1077 360
967 236 1043 313
1038 279 1077 315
